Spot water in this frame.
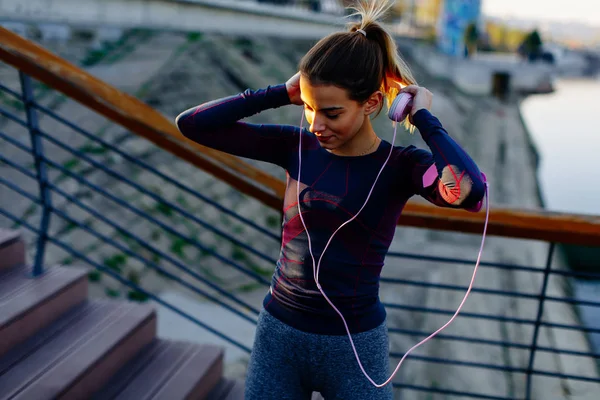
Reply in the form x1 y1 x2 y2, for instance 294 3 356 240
521 78 600 353
521 79 600 216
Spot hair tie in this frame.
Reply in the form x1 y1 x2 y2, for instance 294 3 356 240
356 29 367 37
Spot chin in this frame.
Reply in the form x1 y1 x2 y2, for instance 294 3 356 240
320 139 343 148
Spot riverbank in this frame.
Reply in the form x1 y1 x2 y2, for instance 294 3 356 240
519 78 600 276
518 77 600 360
515 96 546 207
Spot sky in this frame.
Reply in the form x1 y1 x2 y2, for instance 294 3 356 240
482 0 599 26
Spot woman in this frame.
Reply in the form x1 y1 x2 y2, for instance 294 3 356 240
176 1 485 398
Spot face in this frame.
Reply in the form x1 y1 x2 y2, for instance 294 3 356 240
299 75 380 153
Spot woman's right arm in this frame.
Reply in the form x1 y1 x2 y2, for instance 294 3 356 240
176 83 298 168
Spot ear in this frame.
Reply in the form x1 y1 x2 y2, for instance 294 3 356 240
364 91 383 116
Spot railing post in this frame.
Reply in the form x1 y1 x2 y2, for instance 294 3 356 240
19 71 52 277
525 242 556 400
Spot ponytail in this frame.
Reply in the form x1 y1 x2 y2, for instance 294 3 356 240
300 0 417 130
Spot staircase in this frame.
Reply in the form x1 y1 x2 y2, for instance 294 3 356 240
0 228 244 399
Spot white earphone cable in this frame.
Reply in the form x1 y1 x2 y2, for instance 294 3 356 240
296 114 490 387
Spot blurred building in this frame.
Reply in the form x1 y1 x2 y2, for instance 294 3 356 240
413 0 444 28
394 0 443 27
338 1 484 57
395 1 480 57
436 0 482 57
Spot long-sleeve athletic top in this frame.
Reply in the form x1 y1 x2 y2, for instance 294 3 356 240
176 83 486 335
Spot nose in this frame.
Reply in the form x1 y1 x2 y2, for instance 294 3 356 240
310 114 326 134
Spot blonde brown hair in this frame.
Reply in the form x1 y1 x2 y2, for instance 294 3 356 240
299 0 417 129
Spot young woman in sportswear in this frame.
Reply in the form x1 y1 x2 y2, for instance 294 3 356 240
176 1 485 398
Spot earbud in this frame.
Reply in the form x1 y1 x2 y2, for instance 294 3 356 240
388 92 414 123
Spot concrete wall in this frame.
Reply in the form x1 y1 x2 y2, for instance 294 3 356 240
411 44 556 95
0 0 345 38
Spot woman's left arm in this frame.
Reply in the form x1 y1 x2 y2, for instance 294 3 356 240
406 109 486 211
400 86 486 211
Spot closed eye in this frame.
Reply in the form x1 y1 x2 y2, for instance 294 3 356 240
303 106 341 120
303 103 343 115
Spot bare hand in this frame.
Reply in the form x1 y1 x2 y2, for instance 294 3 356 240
400 85 433 116
285 72 303 105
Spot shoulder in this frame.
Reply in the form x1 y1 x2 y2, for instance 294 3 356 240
285 127 320 167
296 127 320 150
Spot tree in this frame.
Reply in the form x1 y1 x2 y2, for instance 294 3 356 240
464 22 479 58
518 29 543 61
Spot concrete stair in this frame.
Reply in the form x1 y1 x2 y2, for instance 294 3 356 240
0 229 244 399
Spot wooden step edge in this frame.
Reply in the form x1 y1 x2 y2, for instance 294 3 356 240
89 339 170 400
184 345 224 400
0 267 89 358
0 301 132 399
0 230 25 271
222 380 245 400
0 266 89 323
0 228 22 248
11 303 157 400
59 305 158 399
206 378 245 400
152 344 224 400
0 301 100 375
0 265 61 302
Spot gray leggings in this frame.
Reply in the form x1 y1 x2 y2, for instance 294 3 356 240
244 309 394 400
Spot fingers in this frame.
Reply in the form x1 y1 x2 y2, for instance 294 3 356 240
399 85 433 117
400 85 419 94
400 85 433 97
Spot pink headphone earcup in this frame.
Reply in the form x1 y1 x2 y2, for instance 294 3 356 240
388 93 414 122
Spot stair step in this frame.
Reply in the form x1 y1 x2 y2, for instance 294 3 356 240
0 264 89 357
0 229 25 271
93 339 224 399
206 378 245 400
0 299 156 400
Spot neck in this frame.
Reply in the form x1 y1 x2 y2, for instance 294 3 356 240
330 118 379 157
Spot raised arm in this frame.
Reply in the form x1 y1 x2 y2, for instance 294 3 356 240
404 108 486 211
175 83 298 168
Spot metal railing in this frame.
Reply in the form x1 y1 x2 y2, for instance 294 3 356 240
0 71 275 352
1 28 599 400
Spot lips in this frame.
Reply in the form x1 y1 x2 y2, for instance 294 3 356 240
315 134 333 143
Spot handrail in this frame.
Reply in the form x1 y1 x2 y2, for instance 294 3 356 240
399 202 600 246
0 27 285 205
2 27 600 246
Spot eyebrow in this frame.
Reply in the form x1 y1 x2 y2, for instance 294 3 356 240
301 97 344 112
